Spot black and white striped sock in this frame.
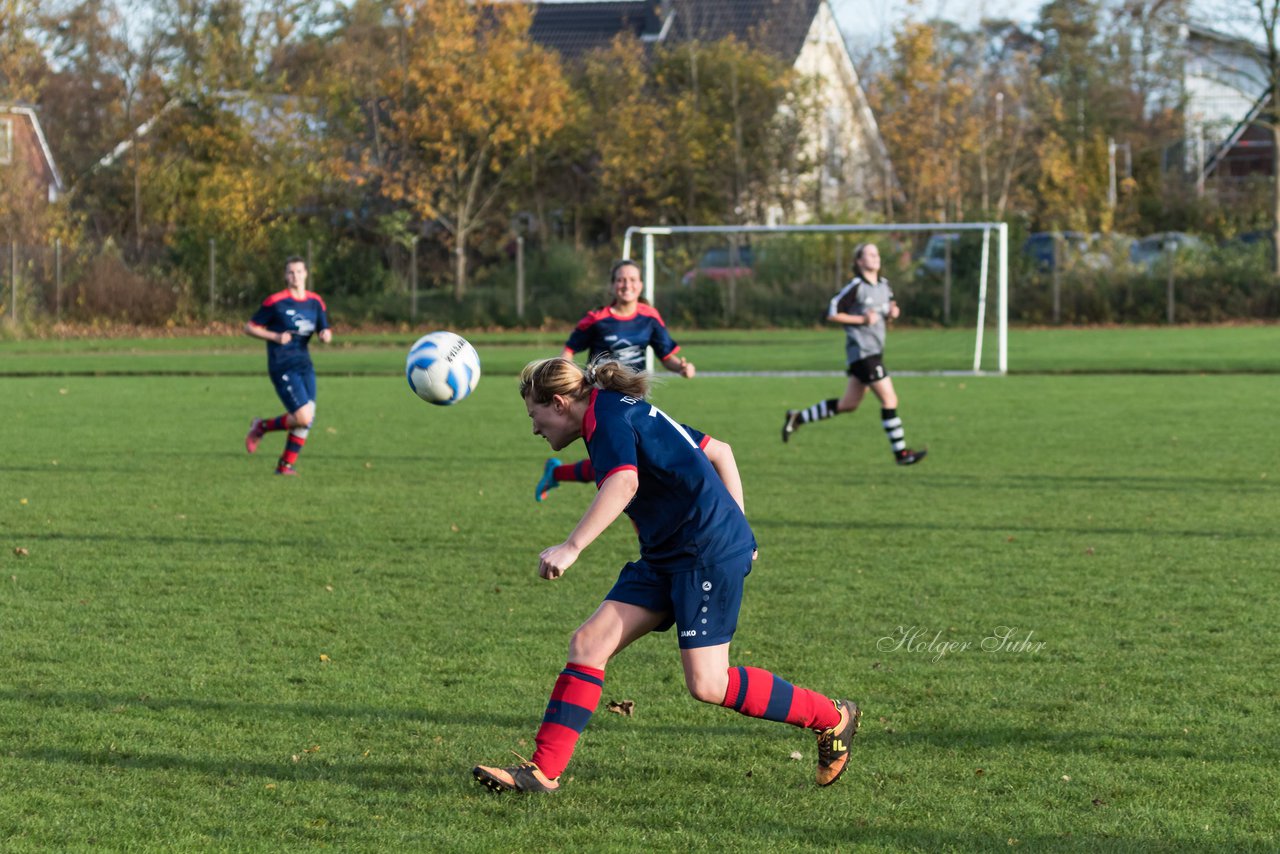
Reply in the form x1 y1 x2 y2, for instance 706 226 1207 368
881 408 906 454
798 398 841 425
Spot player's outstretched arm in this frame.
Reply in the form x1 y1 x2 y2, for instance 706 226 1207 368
702 437 745 514
538 469 639 580
661 353 695 378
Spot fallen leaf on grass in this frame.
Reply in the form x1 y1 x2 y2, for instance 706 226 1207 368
606 700 634 716
14 548 29 557
319 654 331 663
789 751 803 761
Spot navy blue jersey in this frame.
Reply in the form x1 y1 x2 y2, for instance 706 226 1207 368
250 290 330 374
565 304 680 372
583 389 755 569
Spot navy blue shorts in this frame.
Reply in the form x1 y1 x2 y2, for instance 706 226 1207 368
604 553 753 649
270 366 317 413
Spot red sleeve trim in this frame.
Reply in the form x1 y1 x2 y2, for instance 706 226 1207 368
306 291 328 311
598 464 638 485
698 434 711 450
261 289 292 307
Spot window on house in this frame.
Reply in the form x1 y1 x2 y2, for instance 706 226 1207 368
0 118 12 164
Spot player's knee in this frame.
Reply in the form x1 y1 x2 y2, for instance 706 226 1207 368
684 669 729 705
566 630 609 670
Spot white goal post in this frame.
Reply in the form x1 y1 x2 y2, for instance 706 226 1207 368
621 222 1009 376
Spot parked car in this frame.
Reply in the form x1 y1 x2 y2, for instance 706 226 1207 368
1129 232 1208 269
917 233 961 277
681 246 755 286
1022 231 1094 272
1221 229 1275 251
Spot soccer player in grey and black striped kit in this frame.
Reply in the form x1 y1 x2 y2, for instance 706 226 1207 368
781 243 926 465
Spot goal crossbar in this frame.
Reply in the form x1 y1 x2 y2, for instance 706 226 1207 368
622 222 1009 375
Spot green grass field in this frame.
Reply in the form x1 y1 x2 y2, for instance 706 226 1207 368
2 327 1277 851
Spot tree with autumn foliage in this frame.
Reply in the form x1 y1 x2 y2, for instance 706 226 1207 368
869 21 981 224
371 0 569 300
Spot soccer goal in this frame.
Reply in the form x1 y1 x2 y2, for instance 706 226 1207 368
621 222 1009 376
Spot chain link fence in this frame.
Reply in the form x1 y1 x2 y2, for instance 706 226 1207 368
3 234 1278 330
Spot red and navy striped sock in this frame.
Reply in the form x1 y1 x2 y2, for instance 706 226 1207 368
532 663 604 779
261 414 290 432
278 428 308 469
553 460 595 483
721 665 840 731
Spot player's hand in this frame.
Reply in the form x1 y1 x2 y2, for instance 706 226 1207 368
863 310 879 326
680 359 696 378
319 329 332 344
539 542 581 580
278 331 293 345
752 549 758 561
888 304 901 321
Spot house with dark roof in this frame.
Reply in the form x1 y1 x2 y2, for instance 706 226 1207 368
0 103 64 204
1181 24 1273 190
529 0 895 219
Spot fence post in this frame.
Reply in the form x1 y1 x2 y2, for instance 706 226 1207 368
209 238 216 313
943 237 952 325
1051 236 1062 325
835 238 844 289
55 238 62 322
9 241 16 323
516 235 525 319
410 238 418 322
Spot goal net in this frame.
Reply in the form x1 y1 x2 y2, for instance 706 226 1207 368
620 223 1009 376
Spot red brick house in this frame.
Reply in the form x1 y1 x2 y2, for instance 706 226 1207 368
0 103 65 204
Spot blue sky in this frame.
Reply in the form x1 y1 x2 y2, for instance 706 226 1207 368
830 0 1253 48
831 0 1046 48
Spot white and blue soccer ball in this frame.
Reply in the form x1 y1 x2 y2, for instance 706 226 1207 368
406 331 481 405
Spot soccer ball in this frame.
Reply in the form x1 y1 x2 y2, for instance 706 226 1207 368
406 331 481 405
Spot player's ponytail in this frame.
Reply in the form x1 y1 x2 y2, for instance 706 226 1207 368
520 356 650 404
588 357 650 398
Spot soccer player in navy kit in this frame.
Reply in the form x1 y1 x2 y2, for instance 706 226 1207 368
535 259 695 501
473 357 860 793
243 256 332 475
781 243 926 465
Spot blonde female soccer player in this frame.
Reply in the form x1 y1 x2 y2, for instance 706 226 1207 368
473 357 860 793
535 259 694 502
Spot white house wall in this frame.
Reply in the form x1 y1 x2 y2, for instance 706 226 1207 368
785 0 894 221
1183 31 1267 171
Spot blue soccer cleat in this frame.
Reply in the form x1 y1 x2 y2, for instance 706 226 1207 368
535 458 562 502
